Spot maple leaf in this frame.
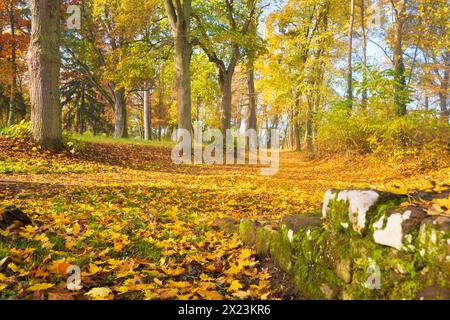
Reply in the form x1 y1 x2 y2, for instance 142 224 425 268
157 288 179 300
228 280 243 293
85 287 114 300
197 290 223 300
85 263 103 276
48 260 71 276
232 290 252 299
28 283 55 292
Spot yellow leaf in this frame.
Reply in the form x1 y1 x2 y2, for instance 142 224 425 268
114 239 124 251
0 284 7 292
85 287 114 300
85 263 102 276
228 280 243 293
34 233 49 243
72 223 81 235
28 283 55 292
65 238 76 249
158 288 178 300
98 248 111 257
232 290 252 299
197 290 223 300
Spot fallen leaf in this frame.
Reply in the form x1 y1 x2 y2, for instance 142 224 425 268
28 283 55 292
85 287 114 300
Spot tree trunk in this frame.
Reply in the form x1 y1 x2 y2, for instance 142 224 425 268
346 0 355 109
113 87 128 138
7 4 18 126
174 34 192 132
247 61 257 131
164 0 192 132
77 81 86 134
143 88 152 140
361 0 368 108
439 52 449 120
305 103 314 155
29 0 62 150
219 69 233 135
293 95 301 151
392 0 407 116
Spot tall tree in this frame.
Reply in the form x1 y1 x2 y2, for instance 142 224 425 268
29 0 61 149
360 0 368 108
164 0 195 132
390 0 408 116
143 86 152 140
195 0 258 135
346 0 355 109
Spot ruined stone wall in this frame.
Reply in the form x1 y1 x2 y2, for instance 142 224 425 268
230 189 449 300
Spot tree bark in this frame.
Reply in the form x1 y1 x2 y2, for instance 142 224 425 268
361 0 368 108
293 95 301 151
113 87 128 138
7 2 18 126
143 88 152 140
164 0 192 132
346 0 355 109
29 0 62 150
247 61 257 131
305 106 314 155
219 68 234 134
439 52 449 120
392 0 407 116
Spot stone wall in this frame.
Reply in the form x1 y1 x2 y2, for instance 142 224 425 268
224 189 450 300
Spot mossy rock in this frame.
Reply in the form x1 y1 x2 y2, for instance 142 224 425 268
269 229 294 273
418 216 450 273
239 219 258 246
322 189 406 236
282 214 322 233
256 226 277 257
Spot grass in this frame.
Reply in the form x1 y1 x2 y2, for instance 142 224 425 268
73 133 175 148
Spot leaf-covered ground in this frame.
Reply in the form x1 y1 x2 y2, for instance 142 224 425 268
0 136 449 300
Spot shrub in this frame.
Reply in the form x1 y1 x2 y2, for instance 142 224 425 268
62 133 85 154
0 120 31 139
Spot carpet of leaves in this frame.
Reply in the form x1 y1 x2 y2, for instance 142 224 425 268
0 136 449 300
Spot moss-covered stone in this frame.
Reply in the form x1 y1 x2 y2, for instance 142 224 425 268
269 226 294 273
239 219 258 246
418 216 450 273
256 226 276 257
234 188 449 300
323 189 406 236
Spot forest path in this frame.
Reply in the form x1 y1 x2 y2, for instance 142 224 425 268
1 137 448 299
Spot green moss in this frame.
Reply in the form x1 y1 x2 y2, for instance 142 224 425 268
269 229 293 273
239 220 257 246
256 227 275 257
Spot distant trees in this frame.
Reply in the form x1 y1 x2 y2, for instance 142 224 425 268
2 0 447 155
0 0 29 126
